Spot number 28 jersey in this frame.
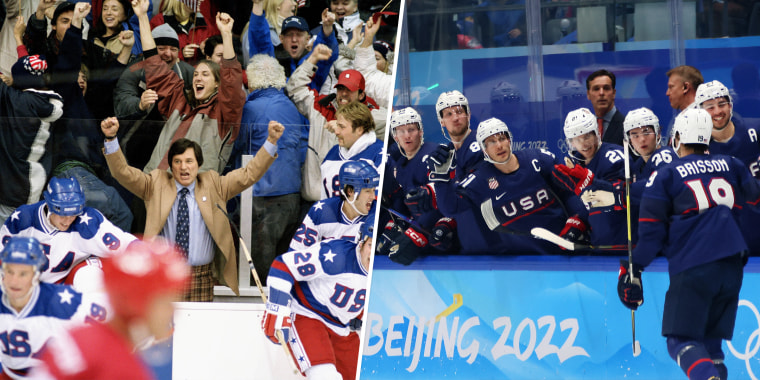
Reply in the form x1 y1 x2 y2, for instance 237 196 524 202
269 239 368 336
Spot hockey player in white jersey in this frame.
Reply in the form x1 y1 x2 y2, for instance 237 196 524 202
0 177 136 293
264 213 375 380
0 236 109 379
289 160 379 252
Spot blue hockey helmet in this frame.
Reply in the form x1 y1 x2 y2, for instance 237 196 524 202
339 161 380 191
0 236 48 271
360 211 376 242
44 177 85 216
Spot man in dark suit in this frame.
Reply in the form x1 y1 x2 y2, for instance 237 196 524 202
101 117 283 301
586 69 624 146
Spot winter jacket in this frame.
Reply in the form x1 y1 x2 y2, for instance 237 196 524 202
227 87 308 197
143 52 245 174
286 60 387 201
0 82 63 207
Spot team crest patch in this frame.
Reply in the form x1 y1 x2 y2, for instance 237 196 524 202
488 177 499 189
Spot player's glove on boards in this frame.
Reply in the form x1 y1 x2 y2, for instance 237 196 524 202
559 215 588 244
431 217 456 251
617 260 643 310
261 301 292 344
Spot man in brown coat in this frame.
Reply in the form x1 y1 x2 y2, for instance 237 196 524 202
101 117 283 301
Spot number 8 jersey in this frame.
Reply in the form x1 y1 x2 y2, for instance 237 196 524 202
0 202 137 286
634 153 760 275
268 239 368 336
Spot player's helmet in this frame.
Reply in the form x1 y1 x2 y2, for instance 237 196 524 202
623 107 661 153
360 211 375 242
564 107 598 152
490 81 522 104
0 236 48 272
696 80 733 121
44 177 85 216
435 91 469 141
339 160 380 192
390 107 424 158
671 108 712 152
103 240 189 321
556 80 585 101
476 118 513 164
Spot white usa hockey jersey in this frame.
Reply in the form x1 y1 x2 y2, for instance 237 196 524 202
0 202 136 285
288 197 367 252
269 239 368 336
0 283 108 379
319 133 384 199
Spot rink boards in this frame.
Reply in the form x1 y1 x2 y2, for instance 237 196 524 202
361 255 760 380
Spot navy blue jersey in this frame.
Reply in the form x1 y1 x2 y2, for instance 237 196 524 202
435 149 586 255
708 118 760 256
568 143 627 248
634 154 760 275
386 142 443 228
624 147 679 244
453 132 485 182
709 118 760 177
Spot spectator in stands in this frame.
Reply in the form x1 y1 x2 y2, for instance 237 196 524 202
354 17 392 107
585 69 624 146
226 53 308 286
85 0 153 56
287 44 386 201
101 117 282 301
133 0 246 174
248 0 338 90
320 101 384 200
113 24 194 171
474 0 527 47
0 17 63 222
315 0 365 44
89 0 144 61
24 0 132 121
150 0 217 65
264 0 296 46
25 2 134 231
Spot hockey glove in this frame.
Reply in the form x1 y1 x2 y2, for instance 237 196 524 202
261 301 292 344
617 260 643 310
559 215 589 244
553 163 595 196
430 217 457 251
426 144 457 182
582 179 626 209
404 185 437 217
377 220 427 265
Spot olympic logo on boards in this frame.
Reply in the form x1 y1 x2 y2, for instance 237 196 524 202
726 299 760 380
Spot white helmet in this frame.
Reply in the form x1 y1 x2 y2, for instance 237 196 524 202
564 108 598 151
696 80 733 122
390 107 424 158
435 91 470 142
556 80 585 101
623 107 661 152
476 118 512 164
671 108 712 152
490 81 522 104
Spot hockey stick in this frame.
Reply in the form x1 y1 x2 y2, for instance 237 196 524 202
623 143 642 357
530 227 631 251
216 204 302 376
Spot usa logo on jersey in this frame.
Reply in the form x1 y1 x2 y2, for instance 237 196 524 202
488 177 499 190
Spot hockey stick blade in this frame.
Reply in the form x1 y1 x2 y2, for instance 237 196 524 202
531 227 577 250
530 227 633 251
